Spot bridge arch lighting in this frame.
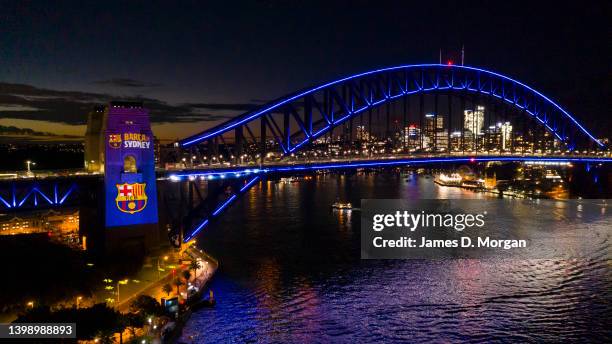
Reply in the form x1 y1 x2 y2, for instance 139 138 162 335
180 64 603 150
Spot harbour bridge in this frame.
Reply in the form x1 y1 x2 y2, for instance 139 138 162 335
1 64 610 250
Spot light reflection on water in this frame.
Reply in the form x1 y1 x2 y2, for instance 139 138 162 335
181 172 611 343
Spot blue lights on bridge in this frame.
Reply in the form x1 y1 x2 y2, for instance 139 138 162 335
169 156 612 182
180 64 603 149
183 176 261 242
0 182 78 210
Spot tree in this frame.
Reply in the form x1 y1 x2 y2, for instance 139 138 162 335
95 328 116 344
16 303 124 341
129 295 162 317
122 312 144 338
181 270 191 283
189 260 202 279
173 278 184 296
162 283 173 297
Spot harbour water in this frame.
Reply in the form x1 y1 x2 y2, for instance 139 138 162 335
181 172 611 343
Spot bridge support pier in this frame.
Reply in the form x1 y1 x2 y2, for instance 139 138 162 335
81 102 161 258
235 126 243 165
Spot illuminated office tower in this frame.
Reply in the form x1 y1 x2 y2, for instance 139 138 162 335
463 105 485 150
450 131 462 151
464 106 485 135
500 122 513 150
356 125 370 142
424 113 445 150
404 125 421 151
485 125 501 150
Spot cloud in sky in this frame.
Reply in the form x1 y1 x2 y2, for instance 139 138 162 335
92 78 162 88
186 102 259 111
0 82 252 126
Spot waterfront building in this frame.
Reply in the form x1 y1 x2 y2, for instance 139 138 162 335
484 172 497 189
0 209 79 236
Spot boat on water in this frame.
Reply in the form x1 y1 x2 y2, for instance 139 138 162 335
192 298 216 310
434 173 463 186
331 201 353 210
192 290 216 311
279 177 298 183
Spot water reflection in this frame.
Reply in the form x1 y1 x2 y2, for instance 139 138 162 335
180 172 611 343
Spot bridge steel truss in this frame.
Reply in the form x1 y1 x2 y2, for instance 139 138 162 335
161 175 260 243
180 64 604 161
175 64 606 242
0 177 89 211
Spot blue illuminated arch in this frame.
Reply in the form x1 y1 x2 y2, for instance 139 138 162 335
180 64 602 150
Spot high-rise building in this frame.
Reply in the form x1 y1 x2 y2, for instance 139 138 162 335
483 122 513 151
424 113 446 151
485 125 501 150
403 125 421 151
464 105 485 150
425 113 444 130
464 106 485 135
450 131 462 151
356 125 370 142
500 122 513 150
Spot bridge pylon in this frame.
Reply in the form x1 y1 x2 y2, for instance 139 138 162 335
80 101 160 257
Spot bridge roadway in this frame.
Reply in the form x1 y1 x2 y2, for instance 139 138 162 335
1 153 610 236
164 153 612 181
0 154 610 182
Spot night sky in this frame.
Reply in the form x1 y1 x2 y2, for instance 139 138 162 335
1 1 610 141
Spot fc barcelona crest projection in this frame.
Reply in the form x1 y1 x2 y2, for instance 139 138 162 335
104 102 158 227
108 134 122 148
115 182 148 214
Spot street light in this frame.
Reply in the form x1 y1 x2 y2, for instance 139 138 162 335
76 296 82 309
27 301 34 308
25 160 36 173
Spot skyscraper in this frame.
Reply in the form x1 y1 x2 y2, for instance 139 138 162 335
356 125 370 142
464 106 485 135
464 105 485 150
424 113 446 150
403 125 421 151
500 122 513 150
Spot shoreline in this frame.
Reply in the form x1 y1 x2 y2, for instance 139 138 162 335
164 245 218 343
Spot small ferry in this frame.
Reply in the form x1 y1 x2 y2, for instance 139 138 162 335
434 173 463 186
192 290 216 311
279 177 298 183
461 180 482 189
331 201 353 210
